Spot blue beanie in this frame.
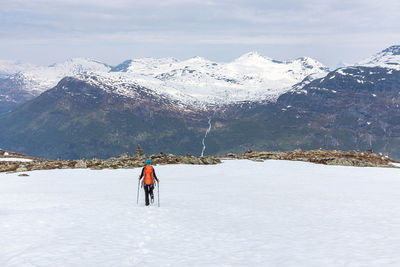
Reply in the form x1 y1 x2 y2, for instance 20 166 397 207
146 159 151 165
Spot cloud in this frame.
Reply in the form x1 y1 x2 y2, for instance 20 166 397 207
0 0 399 67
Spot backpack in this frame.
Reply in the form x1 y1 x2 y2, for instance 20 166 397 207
143 165 155 185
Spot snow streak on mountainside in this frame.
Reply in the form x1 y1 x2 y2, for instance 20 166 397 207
0 53 329 107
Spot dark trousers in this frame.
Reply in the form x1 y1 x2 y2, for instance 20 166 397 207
143 184 154 206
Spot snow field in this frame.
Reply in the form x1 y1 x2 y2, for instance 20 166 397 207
0 158 33 162
1 160 400 266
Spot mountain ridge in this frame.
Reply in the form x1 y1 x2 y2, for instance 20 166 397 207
0 52 329 113
1 46 400 159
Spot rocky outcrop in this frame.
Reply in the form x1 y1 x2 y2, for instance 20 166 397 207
222 149 397 168
135 145 143 157
74 160 87 168
0 149 398 173
0 152 221 173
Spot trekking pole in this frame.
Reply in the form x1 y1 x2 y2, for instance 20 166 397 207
157 180 160 207
137 178 140 205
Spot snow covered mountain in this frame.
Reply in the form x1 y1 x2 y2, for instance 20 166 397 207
0 53 329 113
3 58 111 93
0 58 111 114
3 46 400 112
102 53 329 106
357 45 400 70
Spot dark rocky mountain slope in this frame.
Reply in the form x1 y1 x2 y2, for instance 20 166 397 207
0 77 209 159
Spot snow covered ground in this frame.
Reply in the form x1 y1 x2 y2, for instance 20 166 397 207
0 158 33 162
1 160 400 266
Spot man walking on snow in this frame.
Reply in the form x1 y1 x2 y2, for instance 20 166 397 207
139 159 159 206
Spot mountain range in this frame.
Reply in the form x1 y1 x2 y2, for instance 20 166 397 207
0 52 328 112
0 46 399 159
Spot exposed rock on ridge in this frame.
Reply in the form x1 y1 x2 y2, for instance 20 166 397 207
0 149 398 173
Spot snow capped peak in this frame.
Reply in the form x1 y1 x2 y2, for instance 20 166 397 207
51 57 107 66
0 58 111 93
239 51 264 58
47 58 110 73
113 57 178 73
381 45 400 56
357 45 400 70
295 56 318 64
292 57 330 72
234 51 273 63
189 56 208 61
182 56 214 66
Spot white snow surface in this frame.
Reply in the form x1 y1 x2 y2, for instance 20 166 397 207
1 160 400 266
0 158 32 162
0 53 329 106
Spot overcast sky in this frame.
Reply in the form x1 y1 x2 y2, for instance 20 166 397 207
1 0 399 68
